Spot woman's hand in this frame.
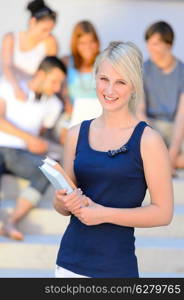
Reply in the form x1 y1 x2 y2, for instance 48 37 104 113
75 198 105 226
54 188 87 216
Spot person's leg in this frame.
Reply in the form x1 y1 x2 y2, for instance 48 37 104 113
149 118 184 172
148 118 172 147
1 148 49 240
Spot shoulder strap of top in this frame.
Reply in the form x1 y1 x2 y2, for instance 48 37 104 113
128 121 151 162
75 119 93 154
129 121 149 144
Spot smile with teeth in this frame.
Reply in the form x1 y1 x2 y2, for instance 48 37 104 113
104 95 118 102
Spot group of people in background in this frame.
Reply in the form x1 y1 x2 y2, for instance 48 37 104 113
0 0 183 243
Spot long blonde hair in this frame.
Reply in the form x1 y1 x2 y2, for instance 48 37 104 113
94 41 144 112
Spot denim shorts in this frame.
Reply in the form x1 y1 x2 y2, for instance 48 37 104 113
0 147 50 205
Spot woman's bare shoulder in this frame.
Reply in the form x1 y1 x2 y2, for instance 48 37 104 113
67 123 82 139
141 125 168 157
142 125 164 144
66 122 84 146
44 34 58 54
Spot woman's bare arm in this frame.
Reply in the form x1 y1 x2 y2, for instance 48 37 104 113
53 124 82 215
1 33 20 91
45 35 58 56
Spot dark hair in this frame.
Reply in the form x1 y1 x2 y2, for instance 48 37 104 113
71 20 100 69
145 21 174 45
27 0 57 22
38 56 67 75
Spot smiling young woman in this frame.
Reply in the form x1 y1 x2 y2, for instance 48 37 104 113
53 41 173 278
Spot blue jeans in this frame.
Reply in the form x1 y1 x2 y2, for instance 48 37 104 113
0 147 50 205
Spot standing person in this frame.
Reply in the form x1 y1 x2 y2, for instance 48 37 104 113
138 21 184 173
57 20 101 144
0 56 66 241
1 0 58 101
53 41 173 278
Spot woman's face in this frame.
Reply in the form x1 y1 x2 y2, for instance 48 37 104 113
77 33 99 62
96 59 133 112
29 18 55 41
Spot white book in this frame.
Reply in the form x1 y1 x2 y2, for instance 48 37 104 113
39 157 74 194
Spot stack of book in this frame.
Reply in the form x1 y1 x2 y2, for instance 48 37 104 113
39 157 75 194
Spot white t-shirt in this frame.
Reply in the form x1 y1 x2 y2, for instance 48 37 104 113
0 78 63 149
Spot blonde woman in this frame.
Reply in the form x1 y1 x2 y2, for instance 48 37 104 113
54 41 173 278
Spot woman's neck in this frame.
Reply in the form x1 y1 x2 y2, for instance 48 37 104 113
22 30 40 46
78 59 93 72
98 110 138 129
79 66 93 73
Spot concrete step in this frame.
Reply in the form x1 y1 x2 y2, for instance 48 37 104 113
135 204 184 238
0 234 60 270
140 272 184 278
0 268 184 278
1 201 184 237
0 234 184 274
0 269 53 278
0 202 70 235
135 237 184 274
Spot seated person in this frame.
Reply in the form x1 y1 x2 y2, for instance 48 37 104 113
1 0 58 100
56 20 101 144
0 56 66 240
138 21 184 174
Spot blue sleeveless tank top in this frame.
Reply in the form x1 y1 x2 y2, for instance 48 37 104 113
67 56 97 104
56 119 149 277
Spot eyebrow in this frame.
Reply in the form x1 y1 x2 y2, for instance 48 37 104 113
99 74 127 81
